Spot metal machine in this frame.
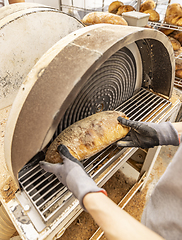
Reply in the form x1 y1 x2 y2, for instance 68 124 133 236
0 22 181 239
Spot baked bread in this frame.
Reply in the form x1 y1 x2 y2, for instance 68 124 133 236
174 46 182 57
170 31 182 45
175 58 182 70
165 3 182 26
116 5 136 15
168 36 181 51
159 28 174 36
144 9 160 22
45 111 129 164
139 0 156 12
175 69 182 79
82 12 128 25
108 1 124 14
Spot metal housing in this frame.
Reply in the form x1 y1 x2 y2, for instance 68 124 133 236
4 24 175 187
0 4 83 109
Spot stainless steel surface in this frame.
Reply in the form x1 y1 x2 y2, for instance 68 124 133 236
4 24 175 187
17 88 171 224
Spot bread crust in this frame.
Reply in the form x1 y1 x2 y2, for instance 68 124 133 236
116 5 136 15
159 28 174 36
139 0 156 12
175 69 182 78
82 12 128 25
168 36 181 51
108 1 124 14
144 9 160 22
165 4 182 25
45 111 129 163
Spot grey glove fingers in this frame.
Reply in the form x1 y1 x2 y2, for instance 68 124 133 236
57 144 85 170
118 116 159 138
39 161 61 175
57 144 76 162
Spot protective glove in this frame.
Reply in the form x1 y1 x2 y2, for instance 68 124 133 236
117 117 179 149
39 144 107 210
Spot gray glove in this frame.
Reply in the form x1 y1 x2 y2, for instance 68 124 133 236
39 144 107 210
117 117 179 148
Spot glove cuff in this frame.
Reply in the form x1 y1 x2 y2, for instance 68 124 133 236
80 187 107 211
157 122 179 146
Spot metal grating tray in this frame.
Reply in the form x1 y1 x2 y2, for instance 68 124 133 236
18 88 171 222
174 77 182 89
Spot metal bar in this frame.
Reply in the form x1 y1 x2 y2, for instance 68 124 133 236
89 173 146 240
19 163 40 183
18 88 171 221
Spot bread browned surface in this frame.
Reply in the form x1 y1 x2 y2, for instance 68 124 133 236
139 0 156 12
175 69 182 78
159 28 174 36
144 9 160 22
168 36 181 51
108 1 124 14
171 31 182 44
45 111 129 164
82 12 128 25
174 47 182 57
165 3 182 26
116 5 136 15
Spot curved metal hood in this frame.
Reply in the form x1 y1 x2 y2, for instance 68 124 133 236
4 24 175 186
0 4 83 110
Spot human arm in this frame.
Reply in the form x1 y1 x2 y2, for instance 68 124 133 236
83 192 164 240
117 117 180 148
40 144 164 240
172 122 182 136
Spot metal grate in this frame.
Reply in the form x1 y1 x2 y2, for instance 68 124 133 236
174 77 182 89
18 88 171 222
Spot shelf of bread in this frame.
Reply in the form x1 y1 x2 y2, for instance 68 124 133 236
147 2 182 86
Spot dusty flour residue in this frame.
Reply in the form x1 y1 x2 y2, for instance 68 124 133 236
0 106 12 190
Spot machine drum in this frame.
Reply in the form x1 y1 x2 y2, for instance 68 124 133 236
58 47 136 132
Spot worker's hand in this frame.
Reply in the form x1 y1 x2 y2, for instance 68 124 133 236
39 144 107 210
117 117 179 148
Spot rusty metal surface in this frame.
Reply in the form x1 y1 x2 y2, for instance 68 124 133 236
4 24 175 186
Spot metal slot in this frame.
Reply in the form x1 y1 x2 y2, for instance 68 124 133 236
18 88 171 222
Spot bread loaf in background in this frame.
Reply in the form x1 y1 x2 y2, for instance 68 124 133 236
144 9 160 22
159 28 174 36
45 111 129 164
139 0 156 12
82 12 128 25
168 36 181 51
116 5 136 15
165 3 182 26
108 1 124 14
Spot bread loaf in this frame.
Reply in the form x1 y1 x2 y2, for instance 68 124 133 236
45 111 129 164
116 5 136 15
170 31 182 45
165 3 182 26
174 46 182 57
175 58 182 70
82 12 128 25
168 36 181 51
139 0 156 13
159 28 174 36
175 69 182 79
144 9 160 22
108 1 124 14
